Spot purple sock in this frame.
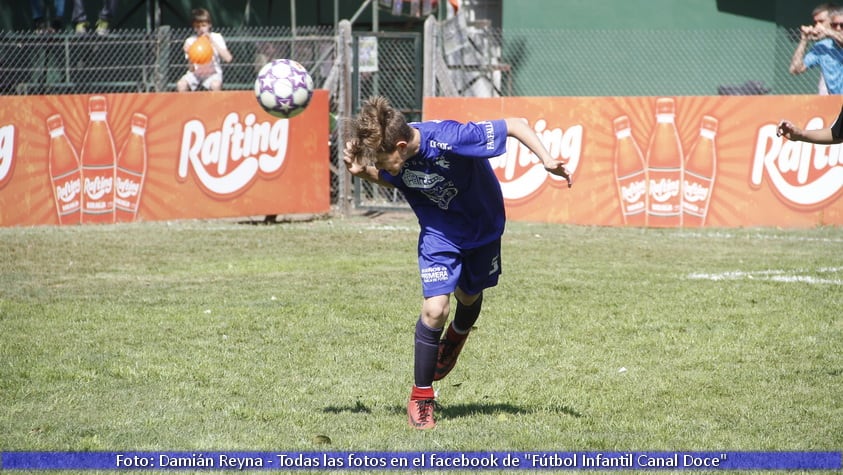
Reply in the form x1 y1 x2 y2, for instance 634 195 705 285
414 317 442 387
453 292 483 333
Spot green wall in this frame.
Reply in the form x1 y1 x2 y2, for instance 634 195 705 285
503 0 806 30
501 0 820 96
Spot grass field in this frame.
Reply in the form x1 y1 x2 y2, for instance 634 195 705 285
1 213 841 472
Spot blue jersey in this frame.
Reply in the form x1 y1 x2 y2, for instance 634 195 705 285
378 119 508 249
805 39 843 94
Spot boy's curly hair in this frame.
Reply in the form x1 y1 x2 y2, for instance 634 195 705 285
346 96 413 164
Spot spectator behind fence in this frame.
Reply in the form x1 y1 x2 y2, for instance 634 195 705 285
72 0 118 35
31 0 66 33
177 8 233 92
790 5 843 94
790 3 837 94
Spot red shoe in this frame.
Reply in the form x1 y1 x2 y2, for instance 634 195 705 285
434 333 468 381
407 398 435 430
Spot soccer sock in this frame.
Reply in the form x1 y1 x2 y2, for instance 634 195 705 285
450 293 483 336
414 317 442 389
411 385 435 400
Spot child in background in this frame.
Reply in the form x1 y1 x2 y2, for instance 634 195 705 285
177 8 233 92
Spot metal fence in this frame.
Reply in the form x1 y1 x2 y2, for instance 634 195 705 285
0 22 827 215
0 25 338 94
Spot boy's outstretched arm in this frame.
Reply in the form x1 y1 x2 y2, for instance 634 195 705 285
504 118 573 187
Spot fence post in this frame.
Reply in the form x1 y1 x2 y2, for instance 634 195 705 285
423 15 436 98
337 20 354 217
155 25 171 92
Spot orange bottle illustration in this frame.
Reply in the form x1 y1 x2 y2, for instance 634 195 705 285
80 95 116 224
683 116 718 227
115 113 148 223
645 97 684 227
47 114 82 225
613 116 647 226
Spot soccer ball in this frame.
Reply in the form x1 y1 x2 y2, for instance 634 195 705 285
254 59 314 119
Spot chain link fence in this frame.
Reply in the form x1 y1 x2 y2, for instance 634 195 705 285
493 27 819 97
0 22 827 215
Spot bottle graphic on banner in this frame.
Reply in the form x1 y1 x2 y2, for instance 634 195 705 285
115 113 148 223
645 97 683 227
47 114 82 225
80 95 116 224
613 116 647 226
683 115 718 227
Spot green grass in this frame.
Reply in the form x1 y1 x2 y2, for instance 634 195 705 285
0 215 841 472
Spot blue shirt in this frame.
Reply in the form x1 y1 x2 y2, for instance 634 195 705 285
378 119 508 248
805 38 843 94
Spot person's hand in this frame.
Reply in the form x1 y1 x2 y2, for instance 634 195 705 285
776 120 801 140
543 159 573 188
801 24 814 40
801 24 821 40
343 140 366 175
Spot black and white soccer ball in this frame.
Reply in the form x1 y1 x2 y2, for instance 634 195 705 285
254 59 314 119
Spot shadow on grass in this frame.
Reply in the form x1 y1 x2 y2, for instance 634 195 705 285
385 402 583 419
322 400 373 414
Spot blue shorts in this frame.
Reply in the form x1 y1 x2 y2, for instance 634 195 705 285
417 233 501 298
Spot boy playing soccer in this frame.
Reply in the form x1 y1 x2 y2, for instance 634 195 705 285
343 96 573 429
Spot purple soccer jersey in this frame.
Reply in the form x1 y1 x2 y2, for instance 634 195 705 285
378 119 509 249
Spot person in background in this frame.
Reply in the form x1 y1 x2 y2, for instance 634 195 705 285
792 3 837 94
777 103 843 144
343 95 572 430
177 8 233 92
790 4 843 94
31 0 66 33
72 0 118 35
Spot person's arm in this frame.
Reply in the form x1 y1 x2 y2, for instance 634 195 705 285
183 38 196 71
503 118 573 187
342 140 394 188
777 121 843 144
789 25 815 75
211 33 233 63
778 104 843 144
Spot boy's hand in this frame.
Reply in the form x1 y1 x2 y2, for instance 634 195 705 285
544 159 573 188
343 140 366 175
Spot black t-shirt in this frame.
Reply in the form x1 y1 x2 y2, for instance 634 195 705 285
831 104 843 139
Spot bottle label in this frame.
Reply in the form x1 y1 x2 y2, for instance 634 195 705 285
53 172 82 216
115 168 143 212
83 166 114 213
648 168 681 215
618 172 647 215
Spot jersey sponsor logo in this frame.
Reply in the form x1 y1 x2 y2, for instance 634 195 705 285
402 169 457 209
752 117 843 209
402 169 445 189
428 139 452 151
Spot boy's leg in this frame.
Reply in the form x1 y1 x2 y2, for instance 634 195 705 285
434 293 482 381
434 239 500 381
408 317 441 430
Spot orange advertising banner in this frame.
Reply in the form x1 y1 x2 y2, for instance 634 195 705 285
424 95 843 227
0 90 329 227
